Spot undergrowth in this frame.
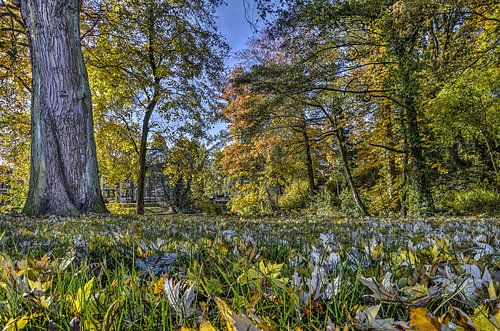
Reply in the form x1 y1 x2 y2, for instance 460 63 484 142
0 215 499 330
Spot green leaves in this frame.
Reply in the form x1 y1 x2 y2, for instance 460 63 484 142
0 215 499 329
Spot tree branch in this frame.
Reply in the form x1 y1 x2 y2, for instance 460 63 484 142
369 143 406 154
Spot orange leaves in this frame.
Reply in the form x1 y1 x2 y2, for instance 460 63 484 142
408 308 441 331
407 306 500 331
220 143 259 178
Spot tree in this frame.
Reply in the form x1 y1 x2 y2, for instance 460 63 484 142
223 66 328 215
229 36 371 216
224 65 320 194
4 0 107 216
430 63 499 179
161 136 210 212
0 0 30 211
85 0 227 214
94 106 140 192
252 0 500 215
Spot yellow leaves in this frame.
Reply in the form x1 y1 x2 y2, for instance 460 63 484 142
237 267 260 285
409 307 440 331
404 284 429 302
0 254 15 283
369 241 383 260
452 307 476 330
66 278 95 314
219 244 229 256
152 276 165 296
237 261 287 290
431 162 449 176
37 296 52 310
2 314 31 331
215 297 236 331
400 250 419 266
199 321 217 331
471 305 499 331
488 279 498 300
14 259 27 278
408 306 500 331
136 245 153 259
111 277 119 289
215 297 261 331
31 254 50 270
258 261 283 278
178 321 217 331
27 278 52 293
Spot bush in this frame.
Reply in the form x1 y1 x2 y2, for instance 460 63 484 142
195 200 226 215
278 181 310 212
229 191 264 216
0 179 28 214
106 202 135 215
436 187 500 215
339 188 364 217
305 189 341 217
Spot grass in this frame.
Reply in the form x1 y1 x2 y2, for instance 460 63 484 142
0 214 499 330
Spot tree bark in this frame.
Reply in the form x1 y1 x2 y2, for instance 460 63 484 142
319 104 369 217
399 61 435 216
136 105 155 215
384 113 397 207
334 130 369 217
400 112 409 218
448 141 466 171
302 130 316 196
264 185 278 213
21 0 107 216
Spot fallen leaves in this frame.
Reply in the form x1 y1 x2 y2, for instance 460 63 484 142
215 297 261 331
409 307 441 331
0 215 499 329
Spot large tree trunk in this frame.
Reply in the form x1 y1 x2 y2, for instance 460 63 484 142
21 0 107 216
399 61 435 216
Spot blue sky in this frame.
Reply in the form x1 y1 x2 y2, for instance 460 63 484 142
155 2 258 139
216 0 257 67
206 1 258 136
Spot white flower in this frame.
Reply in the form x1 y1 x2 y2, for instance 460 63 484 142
164 278 196 323
327 252 340 269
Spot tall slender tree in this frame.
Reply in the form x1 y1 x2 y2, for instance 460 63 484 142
85 0 227 214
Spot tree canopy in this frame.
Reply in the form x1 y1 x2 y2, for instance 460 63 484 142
0 0 498 217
